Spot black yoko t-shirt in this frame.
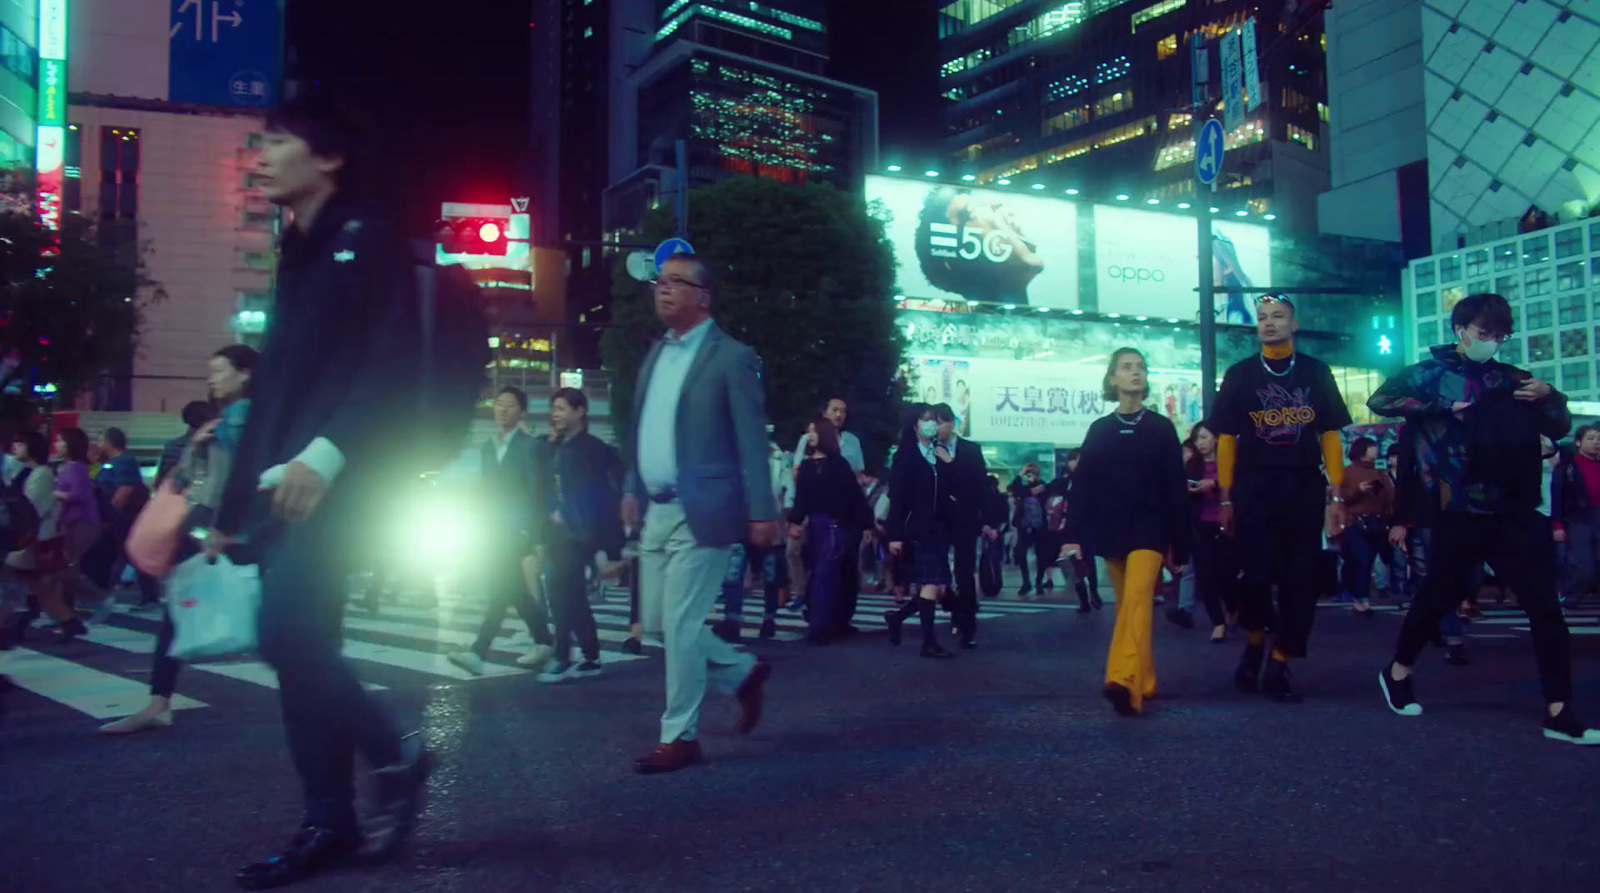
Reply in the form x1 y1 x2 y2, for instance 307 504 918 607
1211 351 1352 471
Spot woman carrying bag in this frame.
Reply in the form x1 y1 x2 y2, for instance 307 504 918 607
101 344 256 735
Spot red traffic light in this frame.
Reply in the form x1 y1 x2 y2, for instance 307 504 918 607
436 217 508 255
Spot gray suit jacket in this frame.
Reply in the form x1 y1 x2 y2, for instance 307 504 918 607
628 322 776 547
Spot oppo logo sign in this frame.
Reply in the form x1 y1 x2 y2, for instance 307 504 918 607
1107 265 1166 283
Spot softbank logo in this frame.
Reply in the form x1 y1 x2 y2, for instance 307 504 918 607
1107 265 1166 283
929 222 1016 262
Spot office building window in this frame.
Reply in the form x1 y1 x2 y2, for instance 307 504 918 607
1493 243 1518 271
1523 234 1550 265
1414 290 1436 318
1528 333 1554 363
1094 90 1133 117
0 24 34 85
1130 0 1185 30
1564 360 1590 393
1288 123 1315 151
1156 33 1178 60
1042 105 1090 136
1525 266 1552 298
1556 225 1583 259
1559 291 1587 325
1494 274 1519 301
1557 261 1585 292
1439 255 1461 283
1526 299 1553 330
1501 337 1523 365
1413 263 1436 288
99 127 141 220
1465 249 1488 277
1416 320 1437 349
1561 328 1589 359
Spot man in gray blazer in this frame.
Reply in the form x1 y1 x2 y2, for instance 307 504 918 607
623 252 778 774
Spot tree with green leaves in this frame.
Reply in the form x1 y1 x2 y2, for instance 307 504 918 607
0 171 159 422
602 176 906 470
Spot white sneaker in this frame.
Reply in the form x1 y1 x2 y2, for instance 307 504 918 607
516 644 554 668
538 661 573 683
445 651 486 675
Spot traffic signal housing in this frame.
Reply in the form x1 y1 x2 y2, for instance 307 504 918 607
435 217 509 255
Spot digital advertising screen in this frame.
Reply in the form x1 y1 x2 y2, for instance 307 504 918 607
866 175 1080 309
1093 204 1272 325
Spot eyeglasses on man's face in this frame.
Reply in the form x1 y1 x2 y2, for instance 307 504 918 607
650 276 706 293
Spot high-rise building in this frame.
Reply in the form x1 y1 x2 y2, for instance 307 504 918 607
0 0 41 177
605 0 878 229
935 0 1331 229
65 0 281 411
1321 0 1600 256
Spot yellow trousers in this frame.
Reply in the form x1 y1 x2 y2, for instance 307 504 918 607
1104 550 1163 713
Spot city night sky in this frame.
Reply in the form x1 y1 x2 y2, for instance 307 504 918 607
284 0 940 235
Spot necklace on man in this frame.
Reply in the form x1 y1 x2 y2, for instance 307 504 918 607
1116 409 1146 426
1261 351 1297 378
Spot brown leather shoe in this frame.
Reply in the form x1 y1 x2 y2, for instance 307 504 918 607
633 739 705 775
735 659 771 735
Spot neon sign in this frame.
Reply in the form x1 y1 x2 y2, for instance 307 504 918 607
37 0 69 233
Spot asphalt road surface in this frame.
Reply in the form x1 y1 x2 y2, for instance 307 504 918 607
3 581 1597 893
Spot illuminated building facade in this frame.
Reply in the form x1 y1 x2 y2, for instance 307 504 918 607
936 0 1330 230
0 0 39 176
63 0 281 411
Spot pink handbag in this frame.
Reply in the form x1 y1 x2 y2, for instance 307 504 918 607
126 479 194 578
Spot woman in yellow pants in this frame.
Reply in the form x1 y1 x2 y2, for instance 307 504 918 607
1059 348 1192 716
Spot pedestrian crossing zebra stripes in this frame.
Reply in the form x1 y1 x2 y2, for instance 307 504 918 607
0 585 1081 722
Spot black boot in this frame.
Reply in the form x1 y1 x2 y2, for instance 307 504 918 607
359 733 434 863
918 600 953 658
1261 659 1302 704
884 599 918 647
1234 641 1265 694
54 617 87 645
1076 578 1092 613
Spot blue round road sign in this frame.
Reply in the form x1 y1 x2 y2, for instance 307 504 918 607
1195 118 1225 186
654 238 695 272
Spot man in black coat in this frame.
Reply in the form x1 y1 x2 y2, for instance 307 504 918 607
934 403 995 648
211 96 433 890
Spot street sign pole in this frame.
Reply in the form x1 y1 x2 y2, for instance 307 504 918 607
1195 118 1225 414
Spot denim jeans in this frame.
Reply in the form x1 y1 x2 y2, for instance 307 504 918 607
721 542 781 622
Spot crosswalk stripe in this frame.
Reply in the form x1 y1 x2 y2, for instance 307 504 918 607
76 625 386 692
337 614 648 672
353 600 807 644
2 648 207 719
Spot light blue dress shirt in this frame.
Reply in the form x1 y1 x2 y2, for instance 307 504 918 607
637 319 713 496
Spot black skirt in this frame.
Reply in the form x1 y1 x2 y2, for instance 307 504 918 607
903 535 952 588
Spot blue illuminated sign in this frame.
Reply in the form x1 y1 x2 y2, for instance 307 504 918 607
169 0 280 108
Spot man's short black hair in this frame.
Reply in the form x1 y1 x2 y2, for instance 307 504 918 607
823 396 848 412
497 385 528 412
181 401 216 430
1348 436 1378 463
1450 293 1514 338
931 403 956 423
264 93 364 184
103 427 128 451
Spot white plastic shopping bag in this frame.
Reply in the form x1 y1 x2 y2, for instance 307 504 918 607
167 553 262 661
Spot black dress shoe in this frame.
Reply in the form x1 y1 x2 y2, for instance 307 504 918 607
920 642 955 659
621 636 644 655
1261 660 1303 704
54 617 88 645
359 735 434 864
235 825 361 890
959 635 977 650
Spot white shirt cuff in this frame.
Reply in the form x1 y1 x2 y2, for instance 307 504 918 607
258 437 346 489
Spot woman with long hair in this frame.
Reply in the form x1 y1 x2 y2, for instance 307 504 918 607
882 404 956 658
100 344 256 735
789 415 870 644
1182 421 1237 642
1059 348 1191 716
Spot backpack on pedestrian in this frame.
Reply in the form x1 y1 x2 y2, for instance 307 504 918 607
0 467 40 554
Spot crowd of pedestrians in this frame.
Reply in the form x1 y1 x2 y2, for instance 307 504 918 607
2 96 1597 893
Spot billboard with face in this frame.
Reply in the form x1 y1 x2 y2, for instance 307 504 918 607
867 175 1080 309
1093 204 1272 324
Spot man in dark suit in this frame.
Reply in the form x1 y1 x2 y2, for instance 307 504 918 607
934 402 994 648
622 252 778 774
447 385 554 675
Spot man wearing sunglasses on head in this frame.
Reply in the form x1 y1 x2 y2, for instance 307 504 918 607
1208 293 1352 703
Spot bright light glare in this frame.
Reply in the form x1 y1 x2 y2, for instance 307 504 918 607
1264 213 1277 220
1065 188 1079 195
1146 198 1160 205
478 222 502 242
1116 194 1130 201
998 178 1012 185
1234 210 1248 217
1177 202 1191 209
924 170 940 177
392 483 485 574
1003 304 1017 310
962 174 976 181
1209 207 1220 213
1032 184 1045 190
887 164 902 172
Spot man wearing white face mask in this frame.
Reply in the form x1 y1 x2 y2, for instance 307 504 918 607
1370 292 1599 745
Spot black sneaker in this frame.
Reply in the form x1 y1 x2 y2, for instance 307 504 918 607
1378 665 1423 716
1542 707 1600 745
1166 608 1195 630
1261 660 1302 704
571 660 602 679
1234 643 1265 694
1445 643 1470 666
